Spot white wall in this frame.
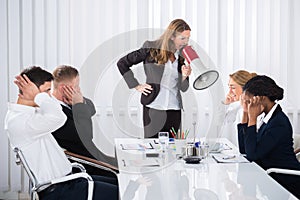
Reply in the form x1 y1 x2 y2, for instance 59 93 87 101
1 0 300 194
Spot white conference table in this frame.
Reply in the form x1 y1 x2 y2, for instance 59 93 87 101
115 138 297 200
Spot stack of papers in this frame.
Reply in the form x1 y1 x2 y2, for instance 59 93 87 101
120 143 154 150
212 154 249 163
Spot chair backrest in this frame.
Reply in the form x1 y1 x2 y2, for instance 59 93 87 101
14 147 37 186
14 147 48 199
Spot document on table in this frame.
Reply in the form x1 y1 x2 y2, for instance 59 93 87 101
212 154 249 163
120 142 154 150
128 158 160 167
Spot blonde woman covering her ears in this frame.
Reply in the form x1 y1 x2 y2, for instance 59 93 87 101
219 70 257 146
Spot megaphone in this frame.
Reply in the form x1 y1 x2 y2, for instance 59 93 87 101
182 46 219 90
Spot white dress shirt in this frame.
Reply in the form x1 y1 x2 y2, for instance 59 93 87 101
256 103 278 130
5 93 71 184
53 96 71 109
147 51 180 110
219 101 243 146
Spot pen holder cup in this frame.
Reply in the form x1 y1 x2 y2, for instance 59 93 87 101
175 139 187 155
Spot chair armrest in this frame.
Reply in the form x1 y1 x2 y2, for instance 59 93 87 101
266 168 300 176
64 151 119 175
35 172 94 200
71 162 86 173
51 172 93 184
34 172 93 191
294 147 300 154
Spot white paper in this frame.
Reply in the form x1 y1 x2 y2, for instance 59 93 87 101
212 154 249 163
120 143 154 150
128 158 160 167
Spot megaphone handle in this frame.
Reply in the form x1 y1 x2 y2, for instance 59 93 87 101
184 60 189 66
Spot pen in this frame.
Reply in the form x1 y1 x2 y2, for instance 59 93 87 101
222 155 236 160
185 129 189 139
170 129 175 138
171 127 177 138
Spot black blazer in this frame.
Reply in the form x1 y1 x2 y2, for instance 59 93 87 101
238 105 300 187
117 40 189 108
238 105 300 170
51 98 118 167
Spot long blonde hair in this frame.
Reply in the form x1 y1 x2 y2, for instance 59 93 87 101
150 19 191 65
229 70 257 87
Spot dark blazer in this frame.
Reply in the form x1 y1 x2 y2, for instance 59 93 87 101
117 40 189 108
238 105 300 169
51 98 118 167
238 105 300 194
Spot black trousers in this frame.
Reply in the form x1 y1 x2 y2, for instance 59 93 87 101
272 173 300 199
38 175 118 200
143 106 181 138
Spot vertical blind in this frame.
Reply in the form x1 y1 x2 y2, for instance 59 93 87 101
1 0 300 193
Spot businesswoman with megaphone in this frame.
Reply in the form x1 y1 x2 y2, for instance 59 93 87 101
117 19 192 138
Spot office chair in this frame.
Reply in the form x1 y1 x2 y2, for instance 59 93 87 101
64 151 120 199
266 149 300 176
14 147 94 200
64 151 119 176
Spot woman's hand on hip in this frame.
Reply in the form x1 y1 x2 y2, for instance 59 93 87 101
135 84 153 96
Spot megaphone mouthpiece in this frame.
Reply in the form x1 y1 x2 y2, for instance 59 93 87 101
182 46 199 64
182 46 219 90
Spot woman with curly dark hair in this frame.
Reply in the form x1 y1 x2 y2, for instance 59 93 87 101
238 75 300 198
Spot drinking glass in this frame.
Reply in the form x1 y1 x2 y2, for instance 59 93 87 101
158 132 169 152
199 143 209 159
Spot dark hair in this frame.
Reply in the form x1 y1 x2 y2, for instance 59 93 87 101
243 75 284 102
20 66 53 89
